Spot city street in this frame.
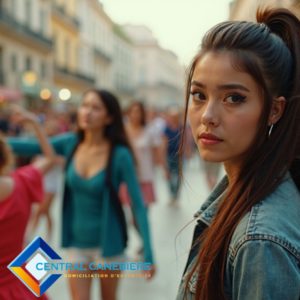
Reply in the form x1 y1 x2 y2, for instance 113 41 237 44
2 1 300 300
33 155 214 300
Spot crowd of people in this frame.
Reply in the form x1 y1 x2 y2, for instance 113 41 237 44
1 6 300 300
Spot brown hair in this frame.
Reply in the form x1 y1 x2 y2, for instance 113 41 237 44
127 101 147 127
69 89 136 165
181 8 300 300
0 135 15 175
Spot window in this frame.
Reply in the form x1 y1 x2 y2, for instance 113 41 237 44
25 56 32 71
11 53 17 72
53 32 59 64
64 38 70 68
40 9 46 35
40 61 47 79
7 0 16 18
25 0 32 27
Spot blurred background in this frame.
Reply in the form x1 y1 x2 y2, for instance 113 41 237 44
0 0 298 111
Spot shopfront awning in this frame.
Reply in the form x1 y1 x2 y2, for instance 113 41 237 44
0 87 22 101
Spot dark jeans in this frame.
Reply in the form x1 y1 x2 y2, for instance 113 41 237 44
167 157 180 200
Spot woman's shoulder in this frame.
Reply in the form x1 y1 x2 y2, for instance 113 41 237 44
52 131 77 143
51 131 78 155
113 145 132 159
230 175 300 258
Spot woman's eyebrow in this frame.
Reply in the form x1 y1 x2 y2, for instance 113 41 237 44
191 80 250 92
218 83 250 92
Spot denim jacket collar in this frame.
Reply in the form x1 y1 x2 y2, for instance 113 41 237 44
194 175 228 226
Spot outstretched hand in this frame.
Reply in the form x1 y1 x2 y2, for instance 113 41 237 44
9 104 39 124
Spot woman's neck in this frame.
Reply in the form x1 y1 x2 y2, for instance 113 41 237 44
224 162 240 185
129 121 143 130
82 131 107 147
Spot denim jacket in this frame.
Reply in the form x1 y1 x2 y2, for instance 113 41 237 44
177 174 300 300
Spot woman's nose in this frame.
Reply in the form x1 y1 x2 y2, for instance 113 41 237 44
201 100 219 127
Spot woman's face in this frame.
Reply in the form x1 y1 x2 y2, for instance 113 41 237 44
128 104 143 125
77 92 111 131
188 51 263 169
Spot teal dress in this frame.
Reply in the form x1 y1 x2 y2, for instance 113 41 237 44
8 132 154 264
66 160 105 248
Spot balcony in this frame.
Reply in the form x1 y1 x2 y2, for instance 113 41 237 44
55 65 95 85
0 9 53 52
116 84 134 95
52 4 80 31
94 47 112 63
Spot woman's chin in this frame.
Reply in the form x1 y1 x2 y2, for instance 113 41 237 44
200 153 223 163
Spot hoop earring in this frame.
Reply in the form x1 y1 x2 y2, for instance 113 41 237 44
268 124 274 138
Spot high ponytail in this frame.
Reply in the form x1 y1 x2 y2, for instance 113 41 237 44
258 8 300 189
257 8 300 96
182 8 300 300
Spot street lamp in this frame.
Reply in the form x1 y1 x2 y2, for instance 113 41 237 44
58 88 71 101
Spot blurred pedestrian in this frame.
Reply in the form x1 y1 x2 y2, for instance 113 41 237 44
177 8 300 300
120 101 163 256
8 89 155 300
0 106 56 300
121 101 162 206
163 108 182 205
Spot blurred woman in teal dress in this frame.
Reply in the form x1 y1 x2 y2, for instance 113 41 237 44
9 89 155 300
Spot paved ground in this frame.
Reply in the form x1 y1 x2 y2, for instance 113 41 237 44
33 155 216 300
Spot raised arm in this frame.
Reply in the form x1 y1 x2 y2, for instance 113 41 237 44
11 107 55 174
7 126 76 157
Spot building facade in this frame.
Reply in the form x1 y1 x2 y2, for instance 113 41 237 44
122 25 185 108
77 0 114 94
52 0 94 103
0 0 53 105
0 0 186 109
112 24 135 106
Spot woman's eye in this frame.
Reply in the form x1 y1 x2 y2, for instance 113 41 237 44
224 94 246 104
190 91 206 102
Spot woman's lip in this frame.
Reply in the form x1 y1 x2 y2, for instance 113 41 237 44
198 133 223 145
199 133 223 141
199 138 223 145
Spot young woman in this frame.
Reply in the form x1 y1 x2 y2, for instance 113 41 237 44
120 101 163 257
177 8 300 300
121 101 162 206
0 107 55 300
8 90 155 300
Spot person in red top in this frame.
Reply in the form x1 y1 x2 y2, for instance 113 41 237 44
0 106 56 300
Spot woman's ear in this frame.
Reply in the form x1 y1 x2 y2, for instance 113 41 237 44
268 96 286 125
